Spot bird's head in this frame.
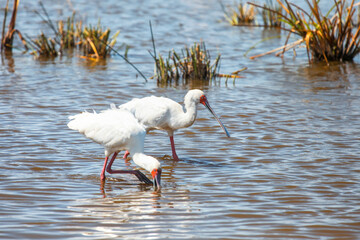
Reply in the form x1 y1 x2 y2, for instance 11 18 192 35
132 153 162 189
185 89 205 104
151 167 162 189
183 89 230 137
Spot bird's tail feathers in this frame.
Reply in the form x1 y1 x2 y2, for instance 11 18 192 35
67 111 97 131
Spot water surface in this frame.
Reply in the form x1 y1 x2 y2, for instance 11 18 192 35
1 0 360 239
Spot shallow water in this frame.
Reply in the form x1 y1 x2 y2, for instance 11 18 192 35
1 0 360 239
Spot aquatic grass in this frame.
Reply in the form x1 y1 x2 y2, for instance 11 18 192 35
222 1 256 26
249 0 360 63
78 22 120 59
151 41 221 85
149 20 245 86
28 33 58 57
1 0 10 51
32 3 120 59
261 0 284 28
221 0 282 27
58 13 79 51
353 4 360 26
27 3 145 80
1 0 27 52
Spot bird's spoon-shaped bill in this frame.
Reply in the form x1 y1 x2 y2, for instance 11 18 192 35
201 98 230 138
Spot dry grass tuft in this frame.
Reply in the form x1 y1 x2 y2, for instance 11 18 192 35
249 0 360 63
77 23 120 59
29 33 58 57
58 13 78 50
1 0 27 52
223 1 256 26
261 0 284 28
151 41 221 85
29 7 120 59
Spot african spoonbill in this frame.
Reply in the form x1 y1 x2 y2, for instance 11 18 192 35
67 108 161 188
119 89 230 161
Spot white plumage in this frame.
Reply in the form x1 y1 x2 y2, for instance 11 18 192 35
68 108 161 187
119 89 230 160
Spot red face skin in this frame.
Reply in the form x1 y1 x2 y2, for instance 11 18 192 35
200 95 207 106
151 168 162 189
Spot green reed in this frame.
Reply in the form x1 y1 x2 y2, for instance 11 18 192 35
152 42 221 85
58 13 78 50
30 3 120 59
29 32 58 57
1 0 27 52
223 1 256 25
261 0 283 28
78 23 120 59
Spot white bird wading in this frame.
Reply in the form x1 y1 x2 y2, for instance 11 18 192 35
68 108 161 188
120 89 230 160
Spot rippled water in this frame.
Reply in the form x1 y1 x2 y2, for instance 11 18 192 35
1 0 360 239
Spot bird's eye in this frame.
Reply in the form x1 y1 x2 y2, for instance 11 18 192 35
200 95 206 103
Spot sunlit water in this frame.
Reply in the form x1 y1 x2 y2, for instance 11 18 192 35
1 0 360 239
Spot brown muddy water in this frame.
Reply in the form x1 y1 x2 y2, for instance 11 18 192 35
1 0 360 239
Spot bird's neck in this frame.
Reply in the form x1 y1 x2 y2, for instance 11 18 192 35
182 101 198 127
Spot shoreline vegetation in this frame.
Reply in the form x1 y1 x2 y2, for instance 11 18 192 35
220 0 284 28
30 3 120 60
221 0 360 64
2 0 360 83
1 1 245 84
1 0 27 53
1 1 120 59
149 22 245 86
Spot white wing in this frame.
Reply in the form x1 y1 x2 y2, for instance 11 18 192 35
119 96 183 131
68 109 144 151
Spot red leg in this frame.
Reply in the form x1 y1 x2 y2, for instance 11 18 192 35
123 150 130 159
106 152 152 184
106 152 119 173
101 156 109 181
170 136 180 161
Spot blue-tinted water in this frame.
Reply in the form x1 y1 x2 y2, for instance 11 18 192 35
1 0 360 239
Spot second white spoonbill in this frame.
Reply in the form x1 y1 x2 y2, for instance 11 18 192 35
119 89 230 161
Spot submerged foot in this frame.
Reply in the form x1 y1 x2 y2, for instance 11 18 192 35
172 153 180 161
123 151 130 159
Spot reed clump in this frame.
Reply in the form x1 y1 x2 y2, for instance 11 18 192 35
29 33 58 57
221 0 284 27
151 42 221 84
28 12 119 59
223 1 256 25
352 4 360 27
58 13 78 50
261 0 283 28
249 0 360 63
1 0 27 52
77 23 120 59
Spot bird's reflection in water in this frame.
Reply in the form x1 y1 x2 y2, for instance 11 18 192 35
100 177 154 198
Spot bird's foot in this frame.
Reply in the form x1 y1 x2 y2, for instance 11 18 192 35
123 151 130 159
100 173 106 181
172 154 180 161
